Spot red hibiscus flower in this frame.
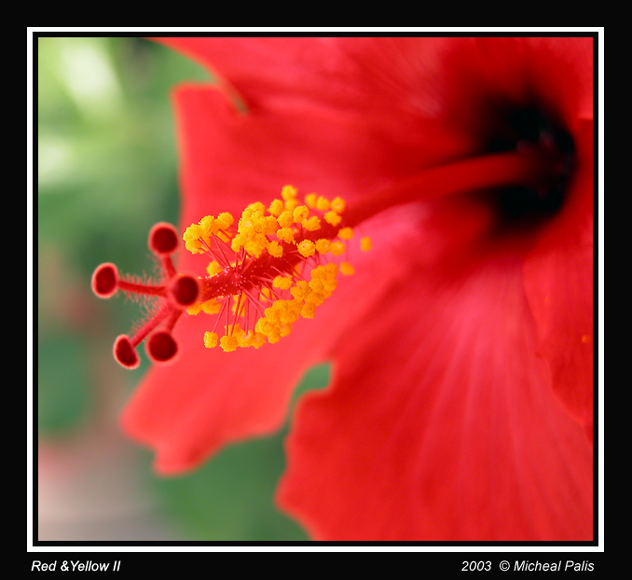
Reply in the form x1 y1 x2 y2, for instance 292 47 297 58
92 37 594 541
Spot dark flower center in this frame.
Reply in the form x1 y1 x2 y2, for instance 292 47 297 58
483 104 576 224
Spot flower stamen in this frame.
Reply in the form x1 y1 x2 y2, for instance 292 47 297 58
342 149 562 228
92 187 366 366
185 187 358 352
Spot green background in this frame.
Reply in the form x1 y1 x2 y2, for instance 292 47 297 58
37 36 328 542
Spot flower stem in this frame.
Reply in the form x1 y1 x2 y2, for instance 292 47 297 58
344 150 555 227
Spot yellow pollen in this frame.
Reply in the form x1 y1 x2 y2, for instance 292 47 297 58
220 334 239 352
331 196 346 213
290 280 310 301
202 299 222 314
277 210 294 228
340 262 355 276
279 300 302 324
305 193 318 208
360 236 372 251
284 198 299 211
293 205 310 223
267 240 284 257
315 239 331 254
198 215 216 238
324 210 342 226
204 331 219 349
262 215 279 234
316 196 330 211
281 184 298 201
297 239 316 257
189 299 223 316
183 185 354 353
337 227 353 240
301 302 317 319
245 201 266 214
230 233 245 253
245 237 268 257
273 275 294 290
323 263 339 277
183 224 205 254
206 261 222 276
237 329 259 348
276 227 295 243
330 240 345 256
268 198 284 216
306 291 326 306
216 212 235 230
302 216 321 231
309 278 325 294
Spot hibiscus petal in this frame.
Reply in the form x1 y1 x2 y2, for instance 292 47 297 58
121 206 422 475
152 37 357 110
126 38 594 539
433 37 594 135
154 37 593 139
121 316 318 474
278 242 593 541
123 81 455 473
523 118 594 442
171 81 467 275
153 38 452 115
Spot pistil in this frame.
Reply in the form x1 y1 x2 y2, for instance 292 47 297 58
343 149 559 228
92 148 561 368
92 187 362 365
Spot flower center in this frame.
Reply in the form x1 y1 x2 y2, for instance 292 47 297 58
483 105 576 224
343 108 575 233
92 186 370 366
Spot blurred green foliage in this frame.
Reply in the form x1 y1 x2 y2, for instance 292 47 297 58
38 37 204 272
38 37 211 430
37 36 327 541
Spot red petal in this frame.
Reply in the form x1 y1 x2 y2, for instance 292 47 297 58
278 247 593 541
153 38 454 115
121 313 322 474
121 216 417 474
122 199 429 474
172 82 466 275
434 37 594 135
130 37 595 516
155 37 593 136
523 118 594 441
121 67 465 474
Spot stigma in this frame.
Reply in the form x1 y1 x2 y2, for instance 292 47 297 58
91 186 370 367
